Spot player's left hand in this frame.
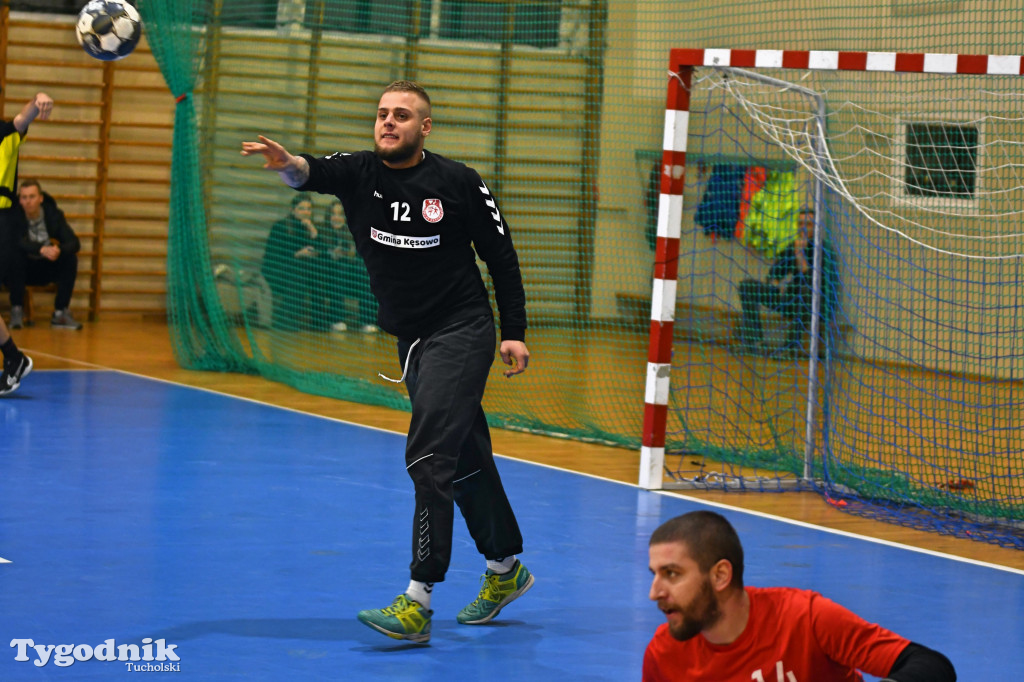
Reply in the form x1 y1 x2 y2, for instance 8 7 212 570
500 340 529 378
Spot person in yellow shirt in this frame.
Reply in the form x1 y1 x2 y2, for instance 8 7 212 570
0 91 53 393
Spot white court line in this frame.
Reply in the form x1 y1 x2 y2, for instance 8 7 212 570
18 352 407 438
24 362 1024 578
508 452 1024 577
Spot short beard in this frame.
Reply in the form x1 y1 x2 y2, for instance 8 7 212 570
667 578 722 642
374 138 420 165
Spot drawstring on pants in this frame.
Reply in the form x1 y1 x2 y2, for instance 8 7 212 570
378 337 421 384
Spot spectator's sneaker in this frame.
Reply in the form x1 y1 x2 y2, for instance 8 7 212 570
330 321 348 332
0 353 33 397
51 309 83 330
357 594 432 643
456 560 534 625
360 324 378 333
9 305 24 329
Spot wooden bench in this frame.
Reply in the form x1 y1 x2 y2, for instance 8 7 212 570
23 283 58 321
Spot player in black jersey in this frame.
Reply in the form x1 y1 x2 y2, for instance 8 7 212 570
243 81 533 643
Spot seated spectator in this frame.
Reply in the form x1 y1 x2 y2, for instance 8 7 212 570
6 179 82 330
734 207 838 358
261 193 326 331
317 199 378 333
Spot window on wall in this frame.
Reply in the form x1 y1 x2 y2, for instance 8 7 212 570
904 123 978 199
304 0 432 38
9 0 79 13
302 0 562 48
181 0 563 47
197 0 280 29
439 0 561 48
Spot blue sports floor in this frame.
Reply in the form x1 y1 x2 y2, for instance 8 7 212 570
1 370 1021 680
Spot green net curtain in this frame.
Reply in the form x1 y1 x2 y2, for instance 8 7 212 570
139 0 249 372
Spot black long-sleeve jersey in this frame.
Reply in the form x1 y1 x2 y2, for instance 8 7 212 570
299 150 527 341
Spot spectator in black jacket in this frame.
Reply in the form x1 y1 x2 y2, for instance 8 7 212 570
261 192 325 331
316 199 377 333
735 208 838 358
7 179 82 330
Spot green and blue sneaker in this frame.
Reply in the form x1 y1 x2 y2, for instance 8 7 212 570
357 594 432 643
456 560 535 625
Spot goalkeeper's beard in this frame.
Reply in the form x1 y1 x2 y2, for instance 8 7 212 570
665 577 722 642
375 138 421 165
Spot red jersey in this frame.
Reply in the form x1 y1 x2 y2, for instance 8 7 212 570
643 586 909 682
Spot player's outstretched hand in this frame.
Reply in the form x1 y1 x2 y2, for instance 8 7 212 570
240 135 294 171
241 135 310 187
500 340 530 378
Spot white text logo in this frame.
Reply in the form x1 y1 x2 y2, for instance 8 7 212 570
370 227 440 249
11 638 180 668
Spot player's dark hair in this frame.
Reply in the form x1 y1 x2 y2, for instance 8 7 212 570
383 80 431 115
19 178 41 193
650 511 745 588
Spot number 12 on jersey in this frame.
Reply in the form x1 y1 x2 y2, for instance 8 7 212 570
391 202 411 222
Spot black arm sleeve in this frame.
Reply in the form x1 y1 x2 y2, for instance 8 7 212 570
882 642 956 682
53 207 81 254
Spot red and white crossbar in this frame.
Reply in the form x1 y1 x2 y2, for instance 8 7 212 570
669 48 1024 74
638 47 1024 490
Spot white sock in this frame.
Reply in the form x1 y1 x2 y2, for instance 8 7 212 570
406 580 433 609
486 556 517 575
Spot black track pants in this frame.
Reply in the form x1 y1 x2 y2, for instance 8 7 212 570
398 314 524 584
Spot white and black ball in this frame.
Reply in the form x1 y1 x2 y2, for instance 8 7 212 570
76 1 142 62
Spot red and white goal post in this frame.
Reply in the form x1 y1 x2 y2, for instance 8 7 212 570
638 47 1024 490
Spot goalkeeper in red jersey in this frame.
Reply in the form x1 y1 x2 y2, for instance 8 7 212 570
644 511 956 682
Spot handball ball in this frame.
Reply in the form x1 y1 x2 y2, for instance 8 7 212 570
76 1 142 61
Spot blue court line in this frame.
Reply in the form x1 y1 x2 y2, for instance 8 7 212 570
0 370 1020 681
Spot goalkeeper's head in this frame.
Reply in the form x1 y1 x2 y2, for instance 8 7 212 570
647 511 745 642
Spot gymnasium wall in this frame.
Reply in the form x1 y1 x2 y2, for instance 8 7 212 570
5 1 1021 339
1 10 169 318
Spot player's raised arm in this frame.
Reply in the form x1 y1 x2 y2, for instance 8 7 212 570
240 135 310 188
13 92 53 135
